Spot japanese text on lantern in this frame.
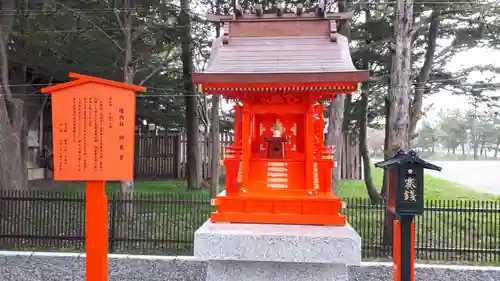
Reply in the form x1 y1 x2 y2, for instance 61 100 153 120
403 171 417 202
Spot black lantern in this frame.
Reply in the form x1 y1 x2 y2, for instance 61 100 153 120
375 150 441 216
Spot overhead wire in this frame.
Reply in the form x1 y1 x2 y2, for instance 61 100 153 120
0 1 498 99
1 77 499 99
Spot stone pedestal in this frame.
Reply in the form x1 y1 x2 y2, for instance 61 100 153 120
194 220 361 281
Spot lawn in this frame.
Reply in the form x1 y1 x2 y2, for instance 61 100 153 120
102 164 500 201
12 168 499 263
335 166 499 264
337 165 499 201
37 163 498 201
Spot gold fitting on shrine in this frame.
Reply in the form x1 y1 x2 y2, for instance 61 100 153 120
210 198 219 206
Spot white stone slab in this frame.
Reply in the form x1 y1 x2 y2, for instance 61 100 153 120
194 220 361 265
206 260 348 281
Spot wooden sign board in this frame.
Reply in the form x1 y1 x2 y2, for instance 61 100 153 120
42 73 146 181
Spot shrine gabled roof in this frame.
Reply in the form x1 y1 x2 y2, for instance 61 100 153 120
41 73 146 94
208 34 357 73
374 150 442 171
192 33 369 84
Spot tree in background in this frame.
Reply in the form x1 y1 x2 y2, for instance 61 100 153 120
180 0 200 190
436 109 467 155
414 121 438 153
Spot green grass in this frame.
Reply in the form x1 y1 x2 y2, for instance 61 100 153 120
42 179 208 197
41 164 498 201
11 170 500 263
337 166 500 201
336 166 499 264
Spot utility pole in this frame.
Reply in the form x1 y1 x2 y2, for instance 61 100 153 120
389 0 413 152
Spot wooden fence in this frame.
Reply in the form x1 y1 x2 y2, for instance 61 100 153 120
43 131 362 180
134 131 234 179
133 131 362 180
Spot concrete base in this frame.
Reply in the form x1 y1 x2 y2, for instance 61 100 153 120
206 260 348 281
194 220 361 281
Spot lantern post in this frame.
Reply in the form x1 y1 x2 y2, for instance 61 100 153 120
375 150 442 281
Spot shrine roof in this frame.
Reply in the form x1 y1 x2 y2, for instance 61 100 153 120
374 150 442 171
192 34 369 84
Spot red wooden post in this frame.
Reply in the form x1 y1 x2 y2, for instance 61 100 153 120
42 73 146 281
85 181 108 281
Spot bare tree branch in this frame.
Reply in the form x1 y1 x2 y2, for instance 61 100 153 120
409 9 440 137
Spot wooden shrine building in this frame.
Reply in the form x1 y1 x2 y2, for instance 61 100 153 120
192 4 369 226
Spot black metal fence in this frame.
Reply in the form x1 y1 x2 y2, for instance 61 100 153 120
0 190 499 264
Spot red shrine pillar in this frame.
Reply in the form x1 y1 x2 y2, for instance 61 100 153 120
233 104 242 147
241 105 251 191
305 103 315 194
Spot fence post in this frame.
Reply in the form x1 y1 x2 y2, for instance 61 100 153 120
175 133 182 179
108 193 117 253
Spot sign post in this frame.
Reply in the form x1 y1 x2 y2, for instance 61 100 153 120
375 150 441 281
41 73 146 281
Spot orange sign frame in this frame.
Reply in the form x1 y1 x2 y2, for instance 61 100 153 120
42 72 145 181
42 73 146 281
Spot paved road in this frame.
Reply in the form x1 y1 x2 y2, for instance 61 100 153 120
373 159 500 195
424 160 500 196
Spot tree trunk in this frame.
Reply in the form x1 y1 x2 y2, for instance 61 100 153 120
210 7 222 197
409 10 440 141
360 88 380 204
326 0 350 192
180 0 200 190
359 9 380 204
327 96 344 191
472 110 478 160
381 96 395 248
495 140 499 158
118 0 135 201
383 0 414 250
210 96 220 197
343 94 352 132
0 1 27 191
0 100 26 190
380 97 391 199
389 0 412 152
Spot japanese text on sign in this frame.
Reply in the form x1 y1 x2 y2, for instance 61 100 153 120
50 85 136 181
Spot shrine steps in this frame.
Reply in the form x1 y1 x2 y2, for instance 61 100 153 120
211 194 346 226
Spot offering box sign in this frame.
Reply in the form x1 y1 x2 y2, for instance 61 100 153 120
42 73 146 181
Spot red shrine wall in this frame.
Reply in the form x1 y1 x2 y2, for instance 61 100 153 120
251 113 305 160
227 92 335 194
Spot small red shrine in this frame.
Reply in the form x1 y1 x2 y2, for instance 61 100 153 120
193 7 369 226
